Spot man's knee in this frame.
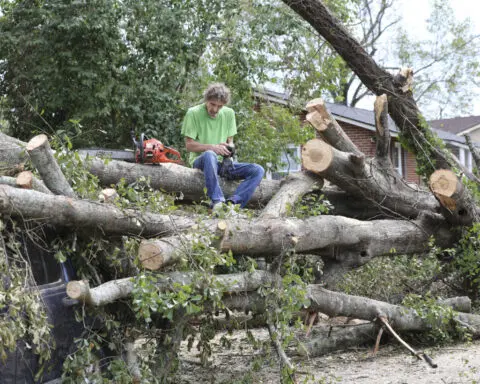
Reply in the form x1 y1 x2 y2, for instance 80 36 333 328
253 164 265 179
204 150 217 158
202 151 218 170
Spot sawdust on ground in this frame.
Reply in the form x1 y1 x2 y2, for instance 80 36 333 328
174 326 480 384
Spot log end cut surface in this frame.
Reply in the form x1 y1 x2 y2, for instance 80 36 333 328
16 171 33 189
302 139 333 174
26 134 49 151
429 169 457 197
139 242 164 270
305 98 325 113
66 280 89 301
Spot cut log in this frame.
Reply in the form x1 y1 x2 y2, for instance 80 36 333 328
0 184 196 237
0 132 27 175
302 138 440 219
26 134 76 197
139 211 454 271
66 270 275 306
0 185 454 259
301 139 336 174
138 221 228 270
84 156 280 207
305 98 362 155
429 169 480 225
98 188 119 203
259 172 322 219
16 171 53 194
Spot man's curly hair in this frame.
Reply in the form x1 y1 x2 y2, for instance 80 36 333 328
203 83 231 104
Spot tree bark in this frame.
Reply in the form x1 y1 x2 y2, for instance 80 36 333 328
259 172 322 219
305 98 362 155
0 184 196 237
429 169 480 225
302 138 440 219
0 132 27 175
0 185 453 260
26 134 75 197
84 155 280 207
16 171 53 194
66 270 275 306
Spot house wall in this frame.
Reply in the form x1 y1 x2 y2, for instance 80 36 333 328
405 152 421 184
340 123 376 156
338 122 421 184
465 130 480 143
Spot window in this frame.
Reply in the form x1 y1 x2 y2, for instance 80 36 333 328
446 145 473 172
391 142 404 177
278 145 301 174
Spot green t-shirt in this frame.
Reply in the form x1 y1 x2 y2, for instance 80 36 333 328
181 103 237 166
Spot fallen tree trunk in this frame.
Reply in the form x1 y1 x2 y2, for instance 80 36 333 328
26 134 75 197
66 272 480 339
0 132 281 206
138 211 453 271
0 185 454 262
222 288 480 357
84 155 280 207
302 96 440 219
429 169 480 225
281 0 480 226
16 171 53 194
0 184 196 237
66 270 275 306
0 132 27 176
259 172 322 219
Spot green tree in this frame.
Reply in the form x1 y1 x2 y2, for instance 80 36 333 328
394 0 480 119
0 0 127 145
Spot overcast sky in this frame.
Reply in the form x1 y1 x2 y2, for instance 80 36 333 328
399 0 480 116
399 0 479 36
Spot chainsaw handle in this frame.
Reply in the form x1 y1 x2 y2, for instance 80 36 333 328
164 146 181 157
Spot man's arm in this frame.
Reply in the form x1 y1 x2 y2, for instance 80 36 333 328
185 137 233 157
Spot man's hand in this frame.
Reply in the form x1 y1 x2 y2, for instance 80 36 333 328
211 143 232 157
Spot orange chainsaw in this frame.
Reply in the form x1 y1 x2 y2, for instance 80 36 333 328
131 131 183 165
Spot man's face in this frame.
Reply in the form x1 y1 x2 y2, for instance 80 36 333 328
206 99 226 118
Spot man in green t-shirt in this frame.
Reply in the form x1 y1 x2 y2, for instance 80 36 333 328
181 83 264 210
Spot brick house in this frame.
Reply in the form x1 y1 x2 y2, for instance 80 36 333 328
253 88 476 184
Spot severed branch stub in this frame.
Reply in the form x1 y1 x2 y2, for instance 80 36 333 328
376 315 437 368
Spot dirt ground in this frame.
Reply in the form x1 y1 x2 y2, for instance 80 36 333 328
174 325 480 384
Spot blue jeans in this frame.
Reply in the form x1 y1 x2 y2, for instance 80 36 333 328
193 150 264 208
